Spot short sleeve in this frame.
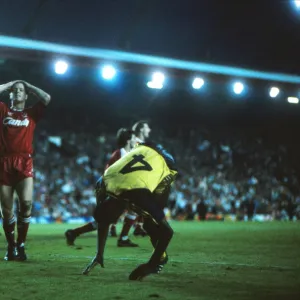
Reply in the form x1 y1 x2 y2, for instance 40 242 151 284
26 102 46 122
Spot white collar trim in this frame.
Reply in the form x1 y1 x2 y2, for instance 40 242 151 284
10 106 24 112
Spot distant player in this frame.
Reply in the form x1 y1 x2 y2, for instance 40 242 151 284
65 128 139 247
82 142 178 280
0 80 51 261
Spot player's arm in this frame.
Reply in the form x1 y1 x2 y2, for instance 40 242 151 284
142 141 178 172
23 81 51 106
0 81 17 95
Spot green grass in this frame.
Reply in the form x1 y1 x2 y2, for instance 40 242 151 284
0 222 300 300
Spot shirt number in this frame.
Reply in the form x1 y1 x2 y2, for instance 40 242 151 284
120 154 153 174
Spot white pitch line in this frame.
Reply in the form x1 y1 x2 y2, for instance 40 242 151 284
43 254 296 270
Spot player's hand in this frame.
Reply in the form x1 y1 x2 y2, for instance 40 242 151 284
82 254 104 275
6 80 20 90
8 80 30 91
0 81 23 94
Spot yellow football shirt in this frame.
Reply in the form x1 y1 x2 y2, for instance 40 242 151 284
103 145 177 196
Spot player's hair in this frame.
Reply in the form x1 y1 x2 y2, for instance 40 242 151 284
116 128 134 148
132 120 149 135
11 81 29 94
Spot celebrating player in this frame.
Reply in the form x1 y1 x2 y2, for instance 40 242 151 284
65 128 139 247
0 80 51 261
132 120 151 145
127 120 152 237
82 142 178 280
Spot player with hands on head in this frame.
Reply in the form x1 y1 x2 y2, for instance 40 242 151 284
0 80 51 261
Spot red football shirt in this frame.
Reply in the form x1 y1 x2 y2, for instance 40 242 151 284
0 102 45 156
104 148 127 170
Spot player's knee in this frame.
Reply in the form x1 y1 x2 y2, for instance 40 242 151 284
143 218 158 236
159 220 174 240
93 204 103 223
1 207 14 220
19 200 32 216
165 225 174 240
93 204 110 225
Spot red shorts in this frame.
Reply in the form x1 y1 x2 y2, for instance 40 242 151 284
0 155 33 186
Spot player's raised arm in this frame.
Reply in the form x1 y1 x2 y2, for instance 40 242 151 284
23 81 51 106
0 81 17 95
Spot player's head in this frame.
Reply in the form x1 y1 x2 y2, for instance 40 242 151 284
132 120 151 141
116 128 136 150
10 81 28 104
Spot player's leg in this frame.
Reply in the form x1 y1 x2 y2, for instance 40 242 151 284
146 189 173 267
129 217 173 281
65 221 97 246
118 210 139 247
109 223 117 237
141 189 170 264
94 197 127 259
133 215 147 237
123 189 174 280
0 184 17 261
146 218 172 267
14 177 33 261
83 221 110 275
143 217 168 264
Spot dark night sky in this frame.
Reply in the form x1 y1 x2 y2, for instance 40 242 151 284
1 0 300 74
1 0 300 160
1 0 300 136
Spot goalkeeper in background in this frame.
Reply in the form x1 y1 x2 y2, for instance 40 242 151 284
82 142 178 280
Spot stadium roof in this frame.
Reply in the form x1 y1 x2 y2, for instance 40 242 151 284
1 35 300 84
0 0 300 73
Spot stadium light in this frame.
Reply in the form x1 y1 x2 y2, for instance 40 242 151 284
269 87 280 98
295 0 300 9
147 81 163 89
2 35 300 83
147 71 165 89
101 65 116 80
192 77 204 89
287 97 299 104
54 60 68 75
233 82 244 95
152 72 165 83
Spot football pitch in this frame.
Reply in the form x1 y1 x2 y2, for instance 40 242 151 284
0 222 299 300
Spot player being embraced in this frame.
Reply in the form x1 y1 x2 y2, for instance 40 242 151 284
82 142 178 280
65 128 139 247
0 80 51 261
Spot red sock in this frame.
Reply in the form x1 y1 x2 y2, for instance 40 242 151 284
17 216 31 246
73 221 97 236
120 217 135 239
3 216 16 247
135 215 144 230
136 216 143 223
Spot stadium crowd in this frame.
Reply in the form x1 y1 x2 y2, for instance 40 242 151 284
29 121 300 223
